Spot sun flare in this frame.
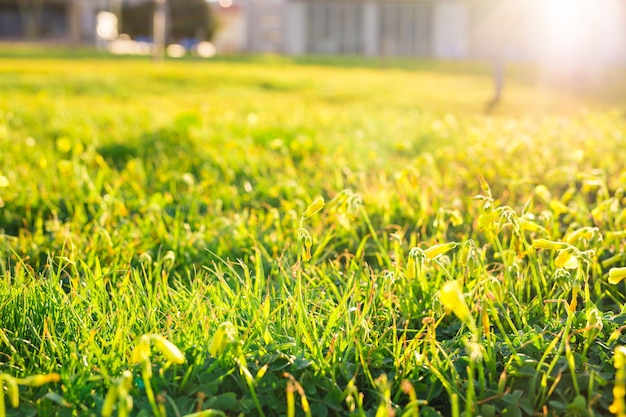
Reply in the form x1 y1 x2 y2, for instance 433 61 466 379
539 0 625 71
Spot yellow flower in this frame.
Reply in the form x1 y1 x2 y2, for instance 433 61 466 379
439 281 475 330
555 250 579 270
609 267 626 285
534 185 552 203
209 322 238 357
405 257 416 279
101 384 119 417
616 346 626 368
102 371 134 417
302 196 325 219
298 228 313 261
57 160 73 176
131 337 151 364
477 210 498 232
519 218 543 232
424 242 457 260
17 373 60 387
549 200 570 215
564 227 596 244
532 238 568 250
3 376 19 408
609 346 626 417
459 241 475 267
150 335 185 365
56 137 72 153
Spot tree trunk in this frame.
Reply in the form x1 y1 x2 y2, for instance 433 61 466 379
153 0 167 63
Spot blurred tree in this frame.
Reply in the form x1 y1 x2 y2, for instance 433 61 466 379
121 1 153 39
169 0 216 41
121 0 215 42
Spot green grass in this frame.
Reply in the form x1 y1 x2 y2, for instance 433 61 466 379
1 50 626 417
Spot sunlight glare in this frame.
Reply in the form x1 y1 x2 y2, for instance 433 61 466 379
542 0 592 65
539 0 625 75
96 11 118 41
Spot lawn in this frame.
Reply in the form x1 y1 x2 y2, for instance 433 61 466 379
1 50 626 417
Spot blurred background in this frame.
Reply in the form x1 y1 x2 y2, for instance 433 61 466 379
1 0 625 79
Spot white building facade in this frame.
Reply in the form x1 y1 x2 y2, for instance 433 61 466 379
230 0 626 66
3 0 626 69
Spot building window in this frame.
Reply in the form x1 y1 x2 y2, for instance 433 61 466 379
0 2 68 39
306 2 362 55
41 3 69 37
380 2 432 56
0 4 23 37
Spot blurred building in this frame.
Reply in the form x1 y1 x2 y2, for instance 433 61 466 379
2 0 626 70
0 0 158 43
0 0 103 43
210 1 247 54
226 0 626 65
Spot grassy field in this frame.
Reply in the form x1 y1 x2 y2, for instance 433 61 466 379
1 51 626 417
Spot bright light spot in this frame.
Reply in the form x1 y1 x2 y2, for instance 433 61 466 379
108 34 155 56
539 0 625 73
0 175 10 188
247 113 258 125
194 41 216 58
96 11 118 41
166 44 186 58
219 0 233 8
542 0 592 62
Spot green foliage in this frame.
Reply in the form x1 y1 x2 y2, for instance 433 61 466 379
169 0 216 41
121 0 215 41
120 1 154 39
1 53 626 416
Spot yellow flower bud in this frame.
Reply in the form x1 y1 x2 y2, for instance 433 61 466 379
4 375 19 408
18 373 60 387
439 281 475 330
150 334 186 365
459 241 475 267
123 394 134 416
297 228 313 261
209 331 228 357
406 257 416 279
120 370 133 391
609 267 626 285
150 335 186 365
609 346 626 417
563 227 596 244
101 385 119 417
534 185 552 203
302 196 325 219
532 238 569 251
616 346 626 368
519 218 543 232
555 250 579 270
424 242 457 260
131 337 151 364
549 200 570 215
209 322 238 357
584 307 603 342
